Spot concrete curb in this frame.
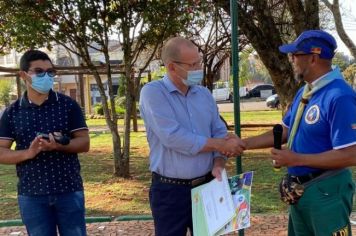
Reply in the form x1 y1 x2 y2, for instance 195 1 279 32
115 215 153 221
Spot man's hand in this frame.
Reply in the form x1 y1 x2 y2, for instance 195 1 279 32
25 136 43 160
38 133 59 152
212 157 225 181
220 134 246 157
271 148 301 167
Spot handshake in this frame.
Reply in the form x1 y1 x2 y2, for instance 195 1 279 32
218 133 246 158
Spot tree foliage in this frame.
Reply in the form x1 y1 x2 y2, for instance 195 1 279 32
239 48 254 86
343 63 356 88
182 3 232 91
321 0 356 59
0 0 191 177
216 0 319 108
0 79 13 107
332 52 352 71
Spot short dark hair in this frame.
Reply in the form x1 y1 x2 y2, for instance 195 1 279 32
20 50 53 72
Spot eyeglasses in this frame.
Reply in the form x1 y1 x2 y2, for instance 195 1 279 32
172 60 202 68
28 68 57 77
292 53 311 56
288 53 315 61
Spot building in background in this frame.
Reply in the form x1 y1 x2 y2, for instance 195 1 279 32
0 42 125 113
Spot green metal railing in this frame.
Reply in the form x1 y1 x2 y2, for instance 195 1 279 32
0 215 153 228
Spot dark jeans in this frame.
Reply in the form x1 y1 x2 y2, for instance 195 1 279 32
149 180 193 236
18 191 86 236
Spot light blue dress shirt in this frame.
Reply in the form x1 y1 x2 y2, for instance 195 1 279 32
139 75 227 179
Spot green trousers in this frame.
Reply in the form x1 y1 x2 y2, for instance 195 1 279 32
288 169 355 236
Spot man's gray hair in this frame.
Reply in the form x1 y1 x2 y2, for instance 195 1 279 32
161 37 196 66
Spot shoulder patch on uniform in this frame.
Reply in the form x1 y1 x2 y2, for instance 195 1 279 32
352 124 356 130
305 105 320 124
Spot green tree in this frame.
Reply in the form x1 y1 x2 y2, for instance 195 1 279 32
321 0 356 59
184 3 232 91
343 63 356 88
217 0 320 108
239 47 254 86
0 0 191 177
0 79 13 107
332 52 351 71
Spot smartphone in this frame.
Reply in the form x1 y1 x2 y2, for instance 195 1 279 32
36 132 70 145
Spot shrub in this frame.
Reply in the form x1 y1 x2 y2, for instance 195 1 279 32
94 104 104 115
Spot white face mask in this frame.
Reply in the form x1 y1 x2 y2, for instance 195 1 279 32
182 69 204 86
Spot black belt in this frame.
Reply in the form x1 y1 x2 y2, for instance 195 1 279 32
290 171 324 184
152 172 214 187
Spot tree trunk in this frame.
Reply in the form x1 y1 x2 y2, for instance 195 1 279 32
286 0 307 35
108 122 122 175
122 72 133 177
131 71 138 132
321 0 356 59
238 1 299 107
78 73 85 109
205 58 215 91
219 0 320 107
16 75 22 98
305 0 320 30
84 55 123 177
148 70 152 82
132 102 138 132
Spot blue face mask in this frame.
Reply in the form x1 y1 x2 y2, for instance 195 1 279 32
182 69 204 86
31 74 54 94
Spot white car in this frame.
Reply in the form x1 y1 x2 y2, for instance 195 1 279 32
266 94 280 109
212 81 232 102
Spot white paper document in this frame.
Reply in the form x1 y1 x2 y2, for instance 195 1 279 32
192 169 254 236
199 169 235 235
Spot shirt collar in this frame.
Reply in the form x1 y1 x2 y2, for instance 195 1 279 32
163 74 178 93
162 74 199 94
310 68 334 87
20 89 58 108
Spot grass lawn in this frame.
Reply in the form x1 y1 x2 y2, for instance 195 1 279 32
229 110 282 124
86 118 145 127
1 110 355 220
85 110 282 127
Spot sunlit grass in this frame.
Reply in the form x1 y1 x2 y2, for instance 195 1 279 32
221 110 282 124
85 110 282 128
86 119 144 127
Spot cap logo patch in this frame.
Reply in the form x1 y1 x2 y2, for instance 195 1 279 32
305 105 320 124
311 47 322 54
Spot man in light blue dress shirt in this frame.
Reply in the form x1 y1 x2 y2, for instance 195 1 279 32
139 37 245 236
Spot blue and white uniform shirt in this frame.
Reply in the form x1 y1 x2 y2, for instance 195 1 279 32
283 70 356 176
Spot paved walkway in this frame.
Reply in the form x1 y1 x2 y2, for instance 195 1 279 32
2 214 356 236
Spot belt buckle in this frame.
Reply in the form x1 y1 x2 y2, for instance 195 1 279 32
191 177 205 187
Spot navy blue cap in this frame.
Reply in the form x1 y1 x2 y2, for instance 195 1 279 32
279 30 337 59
